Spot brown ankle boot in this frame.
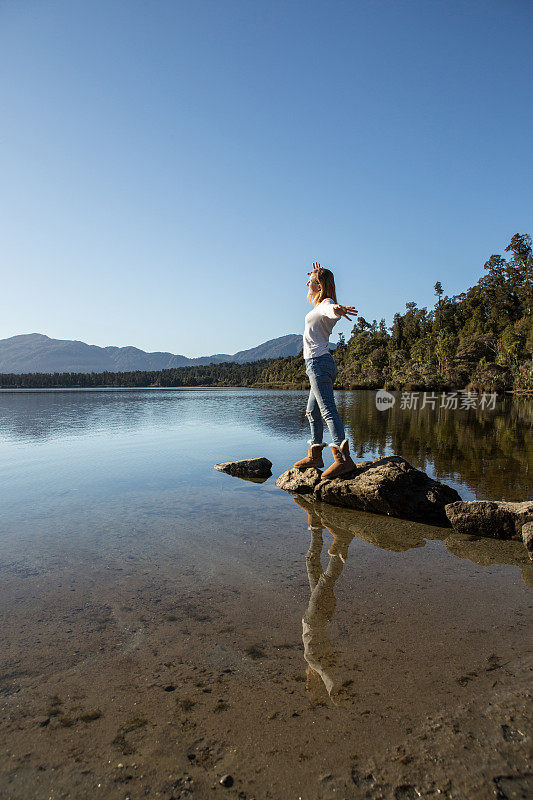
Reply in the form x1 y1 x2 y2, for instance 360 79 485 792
321 439 356 479
294 443 326 469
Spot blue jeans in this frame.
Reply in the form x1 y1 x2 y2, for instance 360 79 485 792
305 353 345 447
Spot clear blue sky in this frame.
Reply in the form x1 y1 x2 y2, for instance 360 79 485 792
1 0 532 356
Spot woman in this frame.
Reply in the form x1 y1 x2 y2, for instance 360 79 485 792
294 262 358 478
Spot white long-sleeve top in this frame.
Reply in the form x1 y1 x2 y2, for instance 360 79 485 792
303 298 340 360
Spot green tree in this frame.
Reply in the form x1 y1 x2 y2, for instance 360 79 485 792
434 281 443 308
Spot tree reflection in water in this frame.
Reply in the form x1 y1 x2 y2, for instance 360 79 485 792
336 391 532 500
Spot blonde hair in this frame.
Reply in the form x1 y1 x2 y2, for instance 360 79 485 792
307 266 338 306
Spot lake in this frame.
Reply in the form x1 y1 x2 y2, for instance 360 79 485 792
0 388 532 800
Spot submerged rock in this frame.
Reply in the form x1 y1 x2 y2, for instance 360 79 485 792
445 500 533 540
214 457 272 479
277 455 460 523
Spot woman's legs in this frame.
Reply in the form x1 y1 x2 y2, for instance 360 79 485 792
294 393 327 466
301 356 354 478
306 387 324 444
307 369 345 447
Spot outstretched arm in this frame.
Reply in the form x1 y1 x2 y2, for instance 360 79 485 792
320 300 358 321
332 304 357 321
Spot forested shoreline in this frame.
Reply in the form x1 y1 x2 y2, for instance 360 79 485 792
0 360 271 389
2 234 532 393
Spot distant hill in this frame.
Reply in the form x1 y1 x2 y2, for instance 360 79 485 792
0 333 302 374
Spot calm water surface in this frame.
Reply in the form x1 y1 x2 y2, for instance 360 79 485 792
1 388 531 600
1 388 531 514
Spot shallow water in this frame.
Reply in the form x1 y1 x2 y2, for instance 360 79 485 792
0 389 532 799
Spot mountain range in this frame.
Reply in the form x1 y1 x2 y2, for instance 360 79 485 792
0 333 302 374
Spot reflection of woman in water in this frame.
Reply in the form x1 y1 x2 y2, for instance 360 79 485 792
294 263 358 478
300 502 355 705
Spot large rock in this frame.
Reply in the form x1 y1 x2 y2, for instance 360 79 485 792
313 455 460 523
445 500 533 540
214 457 272 479
275 467 322 494
276 455 461 523
275 461 374 494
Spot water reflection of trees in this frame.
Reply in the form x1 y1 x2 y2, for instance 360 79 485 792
338 392 532 501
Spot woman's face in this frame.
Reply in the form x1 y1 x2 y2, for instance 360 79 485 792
307 271 321 294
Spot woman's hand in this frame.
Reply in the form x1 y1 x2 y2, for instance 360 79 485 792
333 304 357 320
